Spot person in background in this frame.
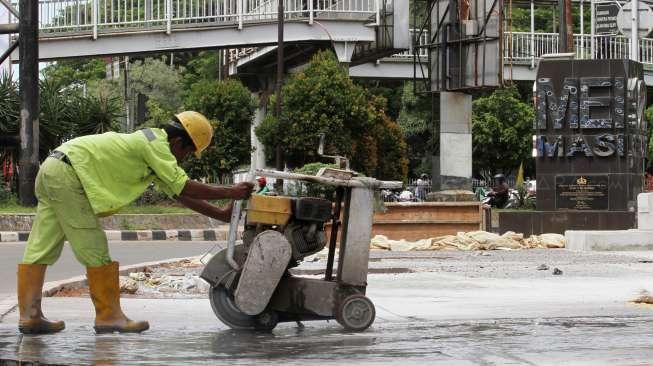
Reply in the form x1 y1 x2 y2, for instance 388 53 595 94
486 174 510 208
256 176 270 195
399 187 415 202
416 173 429 201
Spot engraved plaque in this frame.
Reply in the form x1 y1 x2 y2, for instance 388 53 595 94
556 175 609 210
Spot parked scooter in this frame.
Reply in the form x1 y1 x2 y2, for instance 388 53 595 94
502 189 520 209
381 189 399 202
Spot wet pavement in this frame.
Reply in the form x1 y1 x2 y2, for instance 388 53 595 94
3 250 653 365
3 311 653 365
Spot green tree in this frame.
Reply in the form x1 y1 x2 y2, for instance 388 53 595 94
0 72 19 191
355 80 403 120
0 72 19 135
510 5 590 34
646 105 653 163
183 79 256 181
256 50 372 169
369 96 409 180
255 50 408 180
70 91 124 136
397 82 434 175
39 78 76 158
0 72 123 161
472 85 535 175
183 51 222 90
42 59 106 87
128 58 185 115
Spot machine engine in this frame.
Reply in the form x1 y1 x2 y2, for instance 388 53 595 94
242 195 332 263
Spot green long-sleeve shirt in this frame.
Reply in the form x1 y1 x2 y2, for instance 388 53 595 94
57 128 189 216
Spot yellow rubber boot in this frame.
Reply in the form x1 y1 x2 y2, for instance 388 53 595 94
17 264 65 334
86 262 149 334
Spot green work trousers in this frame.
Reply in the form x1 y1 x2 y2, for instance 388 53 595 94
22 157 111 267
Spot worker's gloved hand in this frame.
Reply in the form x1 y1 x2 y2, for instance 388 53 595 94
232 182 255 200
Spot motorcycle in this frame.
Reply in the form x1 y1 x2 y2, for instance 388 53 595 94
479 188 519 209
381 189 399 202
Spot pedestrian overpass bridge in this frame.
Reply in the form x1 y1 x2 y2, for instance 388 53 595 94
219 28 653 84
7 0 409 66
5 0 653 84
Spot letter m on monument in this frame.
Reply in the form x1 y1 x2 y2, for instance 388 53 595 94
535 77 579 130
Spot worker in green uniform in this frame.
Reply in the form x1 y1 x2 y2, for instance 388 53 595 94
17 111 254 335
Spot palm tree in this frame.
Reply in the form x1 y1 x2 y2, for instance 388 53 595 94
0 72 19 135
71 90 123 136
0 72 19 194
39 78 77 159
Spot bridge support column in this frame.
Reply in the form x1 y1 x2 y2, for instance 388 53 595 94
251 91 267 172
333 41 355 64
437 91 473 192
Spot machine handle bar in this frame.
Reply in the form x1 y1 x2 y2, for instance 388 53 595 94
254 169 402 189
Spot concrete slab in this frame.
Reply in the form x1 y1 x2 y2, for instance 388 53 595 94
2 270 653 365
566 229 653 251
2 271 653 326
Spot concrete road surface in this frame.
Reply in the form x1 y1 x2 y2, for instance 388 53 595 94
2 250 653 365
0 241 215 297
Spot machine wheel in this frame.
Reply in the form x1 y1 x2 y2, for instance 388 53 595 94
336 294 376 331
209 285 278 331
255 310 279 330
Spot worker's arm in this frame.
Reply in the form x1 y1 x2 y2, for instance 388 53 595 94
177 196 234 222
140 132 253 201
179 180 254 200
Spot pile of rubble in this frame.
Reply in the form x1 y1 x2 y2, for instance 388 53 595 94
370 231 566 252
118 258 210 297
632 290 653 305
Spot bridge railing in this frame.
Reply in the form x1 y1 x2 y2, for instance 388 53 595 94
391 28 428 59
219 29 653 68
504 31 653 65
11 0 378 37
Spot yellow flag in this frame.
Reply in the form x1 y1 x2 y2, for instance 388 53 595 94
516 162 524 187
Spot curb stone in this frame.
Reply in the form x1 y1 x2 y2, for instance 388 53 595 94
0 229 240 243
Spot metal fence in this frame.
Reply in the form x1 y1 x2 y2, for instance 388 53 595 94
504 31 653 66
12 0 378 36
391 28 429 59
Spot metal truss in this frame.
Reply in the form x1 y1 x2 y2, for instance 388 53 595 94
413 0 503 94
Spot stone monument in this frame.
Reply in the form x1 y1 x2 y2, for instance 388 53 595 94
500 59 647 235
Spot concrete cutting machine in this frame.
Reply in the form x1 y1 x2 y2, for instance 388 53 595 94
200 168 402 331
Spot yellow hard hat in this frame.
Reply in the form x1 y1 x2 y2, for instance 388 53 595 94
175 111 214 158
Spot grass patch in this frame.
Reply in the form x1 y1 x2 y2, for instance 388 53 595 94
0 201 36 214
